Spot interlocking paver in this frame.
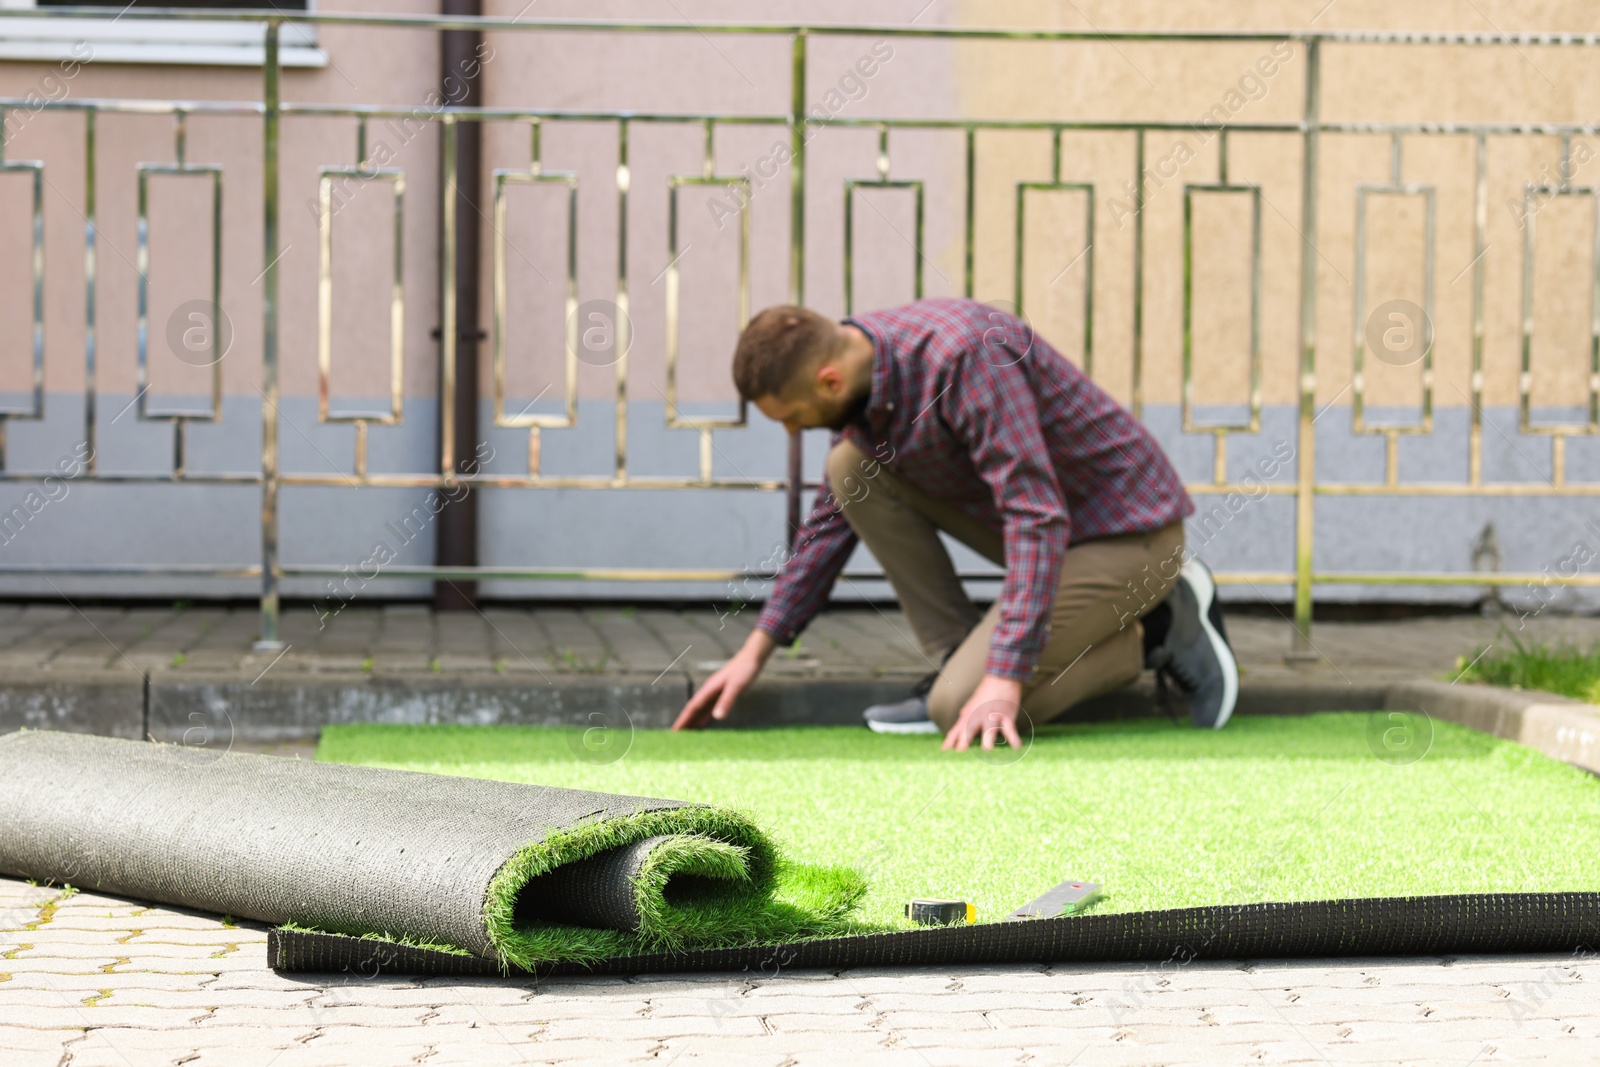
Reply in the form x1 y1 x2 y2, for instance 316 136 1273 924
659 993 857 1016
2 873 1596 1067
4 608 1600 1062
539 609 610 671
6 602 1594 686
586 608 673 670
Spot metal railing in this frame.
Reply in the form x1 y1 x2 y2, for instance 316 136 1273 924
1 11 1598 657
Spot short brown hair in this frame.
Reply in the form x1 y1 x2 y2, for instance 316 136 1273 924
731 305 840 401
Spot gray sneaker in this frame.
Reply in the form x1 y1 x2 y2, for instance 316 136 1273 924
863 695 938 734
1147 558 1239 729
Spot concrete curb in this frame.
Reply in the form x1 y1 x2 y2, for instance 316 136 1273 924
143 673 917 739
1385 678 1600 775
0 671 145 739
146 671 695 742
706 677 918 727
1068 674 1392 721
5 669 1599 777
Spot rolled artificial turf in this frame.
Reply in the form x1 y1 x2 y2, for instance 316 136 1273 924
0 732 865 970
481 810 865 965
10 714 1598 977
315 713 1600 930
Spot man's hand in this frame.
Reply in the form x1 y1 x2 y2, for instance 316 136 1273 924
672 630 777 730
942 674 1026 752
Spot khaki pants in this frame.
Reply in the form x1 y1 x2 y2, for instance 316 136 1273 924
826 440 1186 732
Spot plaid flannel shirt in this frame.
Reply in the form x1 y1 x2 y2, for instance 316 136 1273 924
755 298 1193 681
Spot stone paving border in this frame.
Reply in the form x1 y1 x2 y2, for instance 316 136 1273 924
4 609 1600 1064
0 672 144 739
0 668 1469 739
1387 679 1600 776
145 671 691 743
9 665 1600 784
3 879 1597 1067
1 604 1597 740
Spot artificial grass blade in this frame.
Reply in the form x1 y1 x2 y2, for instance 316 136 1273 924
319 714 1600 940
480 807 867 969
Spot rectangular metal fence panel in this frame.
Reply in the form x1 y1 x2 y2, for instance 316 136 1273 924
0 13 1598 655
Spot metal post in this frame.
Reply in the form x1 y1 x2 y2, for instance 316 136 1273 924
84 109 97 475
1289 38 1321 660
256 18 284 650
1469 131 1487 487
614 119 629 484
785 29 807 543
963 125 975 299
434 0 485 610
439 115 458 484
1131 131 1145 421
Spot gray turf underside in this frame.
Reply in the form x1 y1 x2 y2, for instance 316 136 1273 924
0 732 688 958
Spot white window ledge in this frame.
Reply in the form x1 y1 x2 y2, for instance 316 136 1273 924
0 17 326 67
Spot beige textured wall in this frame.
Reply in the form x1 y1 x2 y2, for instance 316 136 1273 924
476 5 960 407
0 0 1596 422
948 0 1600 412
0 1 443 410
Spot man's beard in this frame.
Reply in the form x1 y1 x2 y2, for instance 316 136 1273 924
818 388 871 431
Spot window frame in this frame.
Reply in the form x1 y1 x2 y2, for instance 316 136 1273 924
0 2 326 67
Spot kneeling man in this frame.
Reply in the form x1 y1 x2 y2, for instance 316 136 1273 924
673 298 1237 751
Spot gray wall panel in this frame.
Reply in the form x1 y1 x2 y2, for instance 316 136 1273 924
0 394 1593 614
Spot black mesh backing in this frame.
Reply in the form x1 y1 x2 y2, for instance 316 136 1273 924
269 892 1600 976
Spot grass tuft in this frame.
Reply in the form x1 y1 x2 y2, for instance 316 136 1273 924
1456 633 1600 703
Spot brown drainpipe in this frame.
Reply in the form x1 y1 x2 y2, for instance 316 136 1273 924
433 0 484 610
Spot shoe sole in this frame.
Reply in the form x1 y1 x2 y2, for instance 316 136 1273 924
865 719 940 735
1182 560 1238 729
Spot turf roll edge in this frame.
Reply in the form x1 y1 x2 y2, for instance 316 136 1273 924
0 732 863 969
270 892 1600 976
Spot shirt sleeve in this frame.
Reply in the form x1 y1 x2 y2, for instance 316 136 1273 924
943 349 1071 681
753 476 858 648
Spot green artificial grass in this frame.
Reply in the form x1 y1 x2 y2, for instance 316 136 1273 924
482 806 866 968
1456 634 1600 703
286 800 867 969
317 713 1600 942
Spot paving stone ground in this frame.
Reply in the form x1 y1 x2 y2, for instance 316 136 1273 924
2 878 1596 1066
5 605 1600 1063
2 600 1598 684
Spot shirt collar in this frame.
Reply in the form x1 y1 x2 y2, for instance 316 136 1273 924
843 316 896 435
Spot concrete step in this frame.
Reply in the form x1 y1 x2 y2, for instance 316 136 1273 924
4 664 1596 781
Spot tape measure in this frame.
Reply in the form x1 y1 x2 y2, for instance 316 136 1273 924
907 879 1102 926
905 898 976 926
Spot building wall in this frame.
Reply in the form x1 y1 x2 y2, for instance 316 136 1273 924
0 0 1595 615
